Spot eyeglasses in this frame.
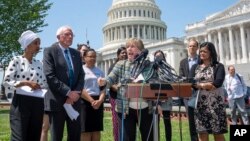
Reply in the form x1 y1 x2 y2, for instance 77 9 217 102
86 55 96 58
62 33 75 37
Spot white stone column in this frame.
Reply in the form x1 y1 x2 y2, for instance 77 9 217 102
235 29 241 63
137 25 140 38
223 32 229 62
158 28 160 40
247 28 250 61
104 60 108 76
126 26 129 39
114 27 117 41
154 26 156 40
149 26 152 40
120 26 123 40
240 24 248 63
143 25 146 39
132 25 134 38
228 26 236 63
208 32 212 42
218 29 224 63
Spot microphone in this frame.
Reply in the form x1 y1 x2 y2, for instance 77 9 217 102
154 56 175 71
132 49 148 63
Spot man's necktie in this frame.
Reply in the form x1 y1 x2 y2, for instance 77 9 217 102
64 49 74 88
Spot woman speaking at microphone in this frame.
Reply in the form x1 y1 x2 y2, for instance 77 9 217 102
98 38 154 141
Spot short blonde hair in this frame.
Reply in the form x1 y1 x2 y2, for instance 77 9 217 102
126 38 144 51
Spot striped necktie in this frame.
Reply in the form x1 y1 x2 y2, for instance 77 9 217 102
64 49 74 88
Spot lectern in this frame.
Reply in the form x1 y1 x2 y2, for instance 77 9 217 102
125 83 192 99
125 83 192 141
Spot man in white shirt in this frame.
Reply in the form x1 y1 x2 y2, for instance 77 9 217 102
224 65 249 125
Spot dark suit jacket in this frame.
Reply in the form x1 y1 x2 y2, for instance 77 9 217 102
43 42 85 111
179 58 189 78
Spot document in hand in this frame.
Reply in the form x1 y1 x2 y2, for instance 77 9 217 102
16 86 47 98
63 103 79 120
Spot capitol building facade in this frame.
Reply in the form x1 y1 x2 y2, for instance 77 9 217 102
97 0 250 84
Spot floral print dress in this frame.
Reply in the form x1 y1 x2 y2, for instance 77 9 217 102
194 65 228 134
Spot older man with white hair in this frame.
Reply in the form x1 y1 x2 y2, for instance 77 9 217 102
43 25 85 141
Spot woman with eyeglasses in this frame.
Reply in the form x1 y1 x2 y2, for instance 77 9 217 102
80 48 105 141
189 42 227 141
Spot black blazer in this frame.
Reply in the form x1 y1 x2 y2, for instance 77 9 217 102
189 63 225 90
179 58 190 78
43 42 85 111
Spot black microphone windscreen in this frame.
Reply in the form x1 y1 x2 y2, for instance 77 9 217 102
133 49 148 63
142 49 149 57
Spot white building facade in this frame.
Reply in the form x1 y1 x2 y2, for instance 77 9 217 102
97 0 186 75
185 0 250 85
96 0 250 84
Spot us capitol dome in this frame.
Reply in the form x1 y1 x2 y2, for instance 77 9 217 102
97 0 186 75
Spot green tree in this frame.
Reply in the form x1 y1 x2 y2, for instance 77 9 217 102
0 0 52 98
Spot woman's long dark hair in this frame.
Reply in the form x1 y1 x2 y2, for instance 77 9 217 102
115 46 127 63
198 42 218 66
154 50 166 62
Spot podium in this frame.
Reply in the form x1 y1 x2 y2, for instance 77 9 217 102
125 83 192 99
125 83 192 141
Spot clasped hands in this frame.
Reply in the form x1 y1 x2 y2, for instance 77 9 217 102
195 82 216 91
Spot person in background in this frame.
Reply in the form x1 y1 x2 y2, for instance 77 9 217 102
81 48 105 141
77 43 90 64
153 50 172 141
98 38 154 141
43 25 85 141
40 113 49 141
179 38 199 141
107 46 127 141
3 30 47 141
224 65 249 125
190 42 227 141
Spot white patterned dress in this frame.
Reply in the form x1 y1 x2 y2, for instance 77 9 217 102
194 65 228 134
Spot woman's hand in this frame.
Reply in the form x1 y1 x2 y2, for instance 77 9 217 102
157 105 163 117
92 99 103 109
97 77 106 86
26 81 41 90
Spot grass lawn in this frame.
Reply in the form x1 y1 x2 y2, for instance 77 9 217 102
0 109 229 141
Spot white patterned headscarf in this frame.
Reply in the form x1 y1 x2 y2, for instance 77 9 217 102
18 30 39 50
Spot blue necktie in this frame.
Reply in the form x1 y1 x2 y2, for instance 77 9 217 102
64 49 74 88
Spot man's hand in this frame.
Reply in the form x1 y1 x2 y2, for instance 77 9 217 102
68 91 80 102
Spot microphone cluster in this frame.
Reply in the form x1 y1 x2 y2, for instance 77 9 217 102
130 49 149 79
153 56 181 83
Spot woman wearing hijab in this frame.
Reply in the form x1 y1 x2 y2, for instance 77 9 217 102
3 30 47 141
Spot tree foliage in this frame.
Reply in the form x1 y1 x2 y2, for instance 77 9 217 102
0 0 52 69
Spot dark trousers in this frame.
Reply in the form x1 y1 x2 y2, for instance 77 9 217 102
48 107 81 141
118 107 153 141
10 94 44 141
162 111 172 141
187 106 198 141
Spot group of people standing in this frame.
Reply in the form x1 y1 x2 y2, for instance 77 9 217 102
3 24 249 141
